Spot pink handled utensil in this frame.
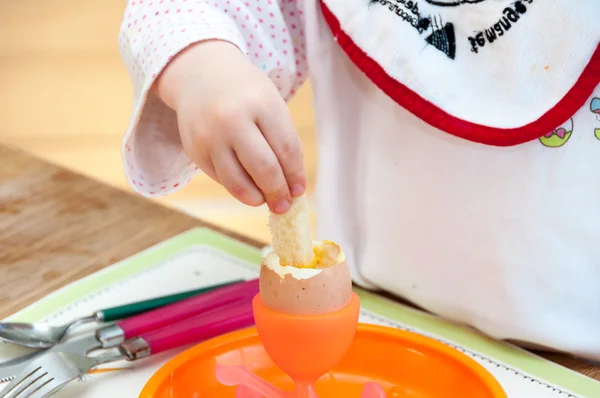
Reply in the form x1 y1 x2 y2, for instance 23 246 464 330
0 280 259 386
0 301 256 398
123 300 255 356
96 278 259 347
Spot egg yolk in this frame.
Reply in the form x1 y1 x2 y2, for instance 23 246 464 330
286 240 342 269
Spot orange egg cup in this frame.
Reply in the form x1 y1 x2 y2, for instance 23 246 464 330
215 292 374 397
140 292 507 398
253 292 361 383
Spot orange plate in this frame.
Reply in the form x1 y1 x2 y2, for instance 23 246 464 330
139 323 506 398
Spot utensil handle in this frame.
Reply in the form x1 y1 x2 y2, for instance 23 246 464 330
120 300 254 358
116 278 259 339
97 280 242 322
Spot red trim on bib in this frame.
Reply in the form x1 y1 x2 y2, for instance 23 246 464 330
320 1 600 147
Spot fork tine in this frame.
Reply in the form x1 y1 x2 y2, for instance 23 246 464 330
2 351 97 398
0 367 49 398
2 368 62 398
12 375 54 398
0 367 42 398
23 378 62 398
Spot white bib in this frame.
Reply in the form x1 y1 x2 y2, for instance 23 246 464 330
319 0 600 146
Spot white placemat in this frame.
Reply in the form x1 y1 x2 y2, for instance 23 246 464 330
1 228 598 397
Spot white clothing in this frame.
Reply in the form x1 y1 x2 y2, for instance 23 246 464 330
118 0 600 359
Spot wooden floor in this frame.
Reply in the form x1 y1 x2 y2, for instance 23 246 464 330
0 0 318 243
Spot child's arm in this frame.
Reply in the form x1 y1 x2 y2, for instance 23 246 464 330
118 0 308 211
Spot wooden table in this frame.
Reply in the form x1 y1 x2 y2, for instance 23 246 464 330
1 144 599 382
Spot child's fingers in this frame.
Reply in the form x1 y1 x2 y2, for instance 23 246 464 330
211 147 265 207
198 157 220 184
233 124 292 214
256 102 306 198
179 126 222 184
187 148 220 183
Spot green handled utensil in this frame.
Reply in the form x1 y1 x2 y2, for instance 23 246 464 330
97 280 243 321
0 279 243 349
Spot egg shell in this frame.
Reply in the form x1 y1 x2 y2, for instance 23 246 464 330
259 260 352 316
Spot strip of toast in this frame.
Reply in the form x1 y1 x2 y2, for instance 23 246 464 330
268 195 314 267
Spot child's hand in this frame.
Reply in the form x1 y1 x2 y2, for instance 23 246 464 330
154 40 306 214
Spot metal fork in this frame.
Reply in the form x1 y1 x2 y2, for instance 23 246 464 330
0 349 122 398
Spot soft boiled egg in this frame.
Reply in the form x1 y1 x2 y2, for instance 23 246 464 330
259 240 352 316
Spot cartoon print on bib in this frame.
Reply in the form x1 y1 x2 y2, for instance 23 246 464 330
539 118 573 148
591 97 600 140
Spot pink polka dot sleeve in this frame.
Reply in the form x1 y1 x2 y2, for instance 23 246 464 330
118 0 308 197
